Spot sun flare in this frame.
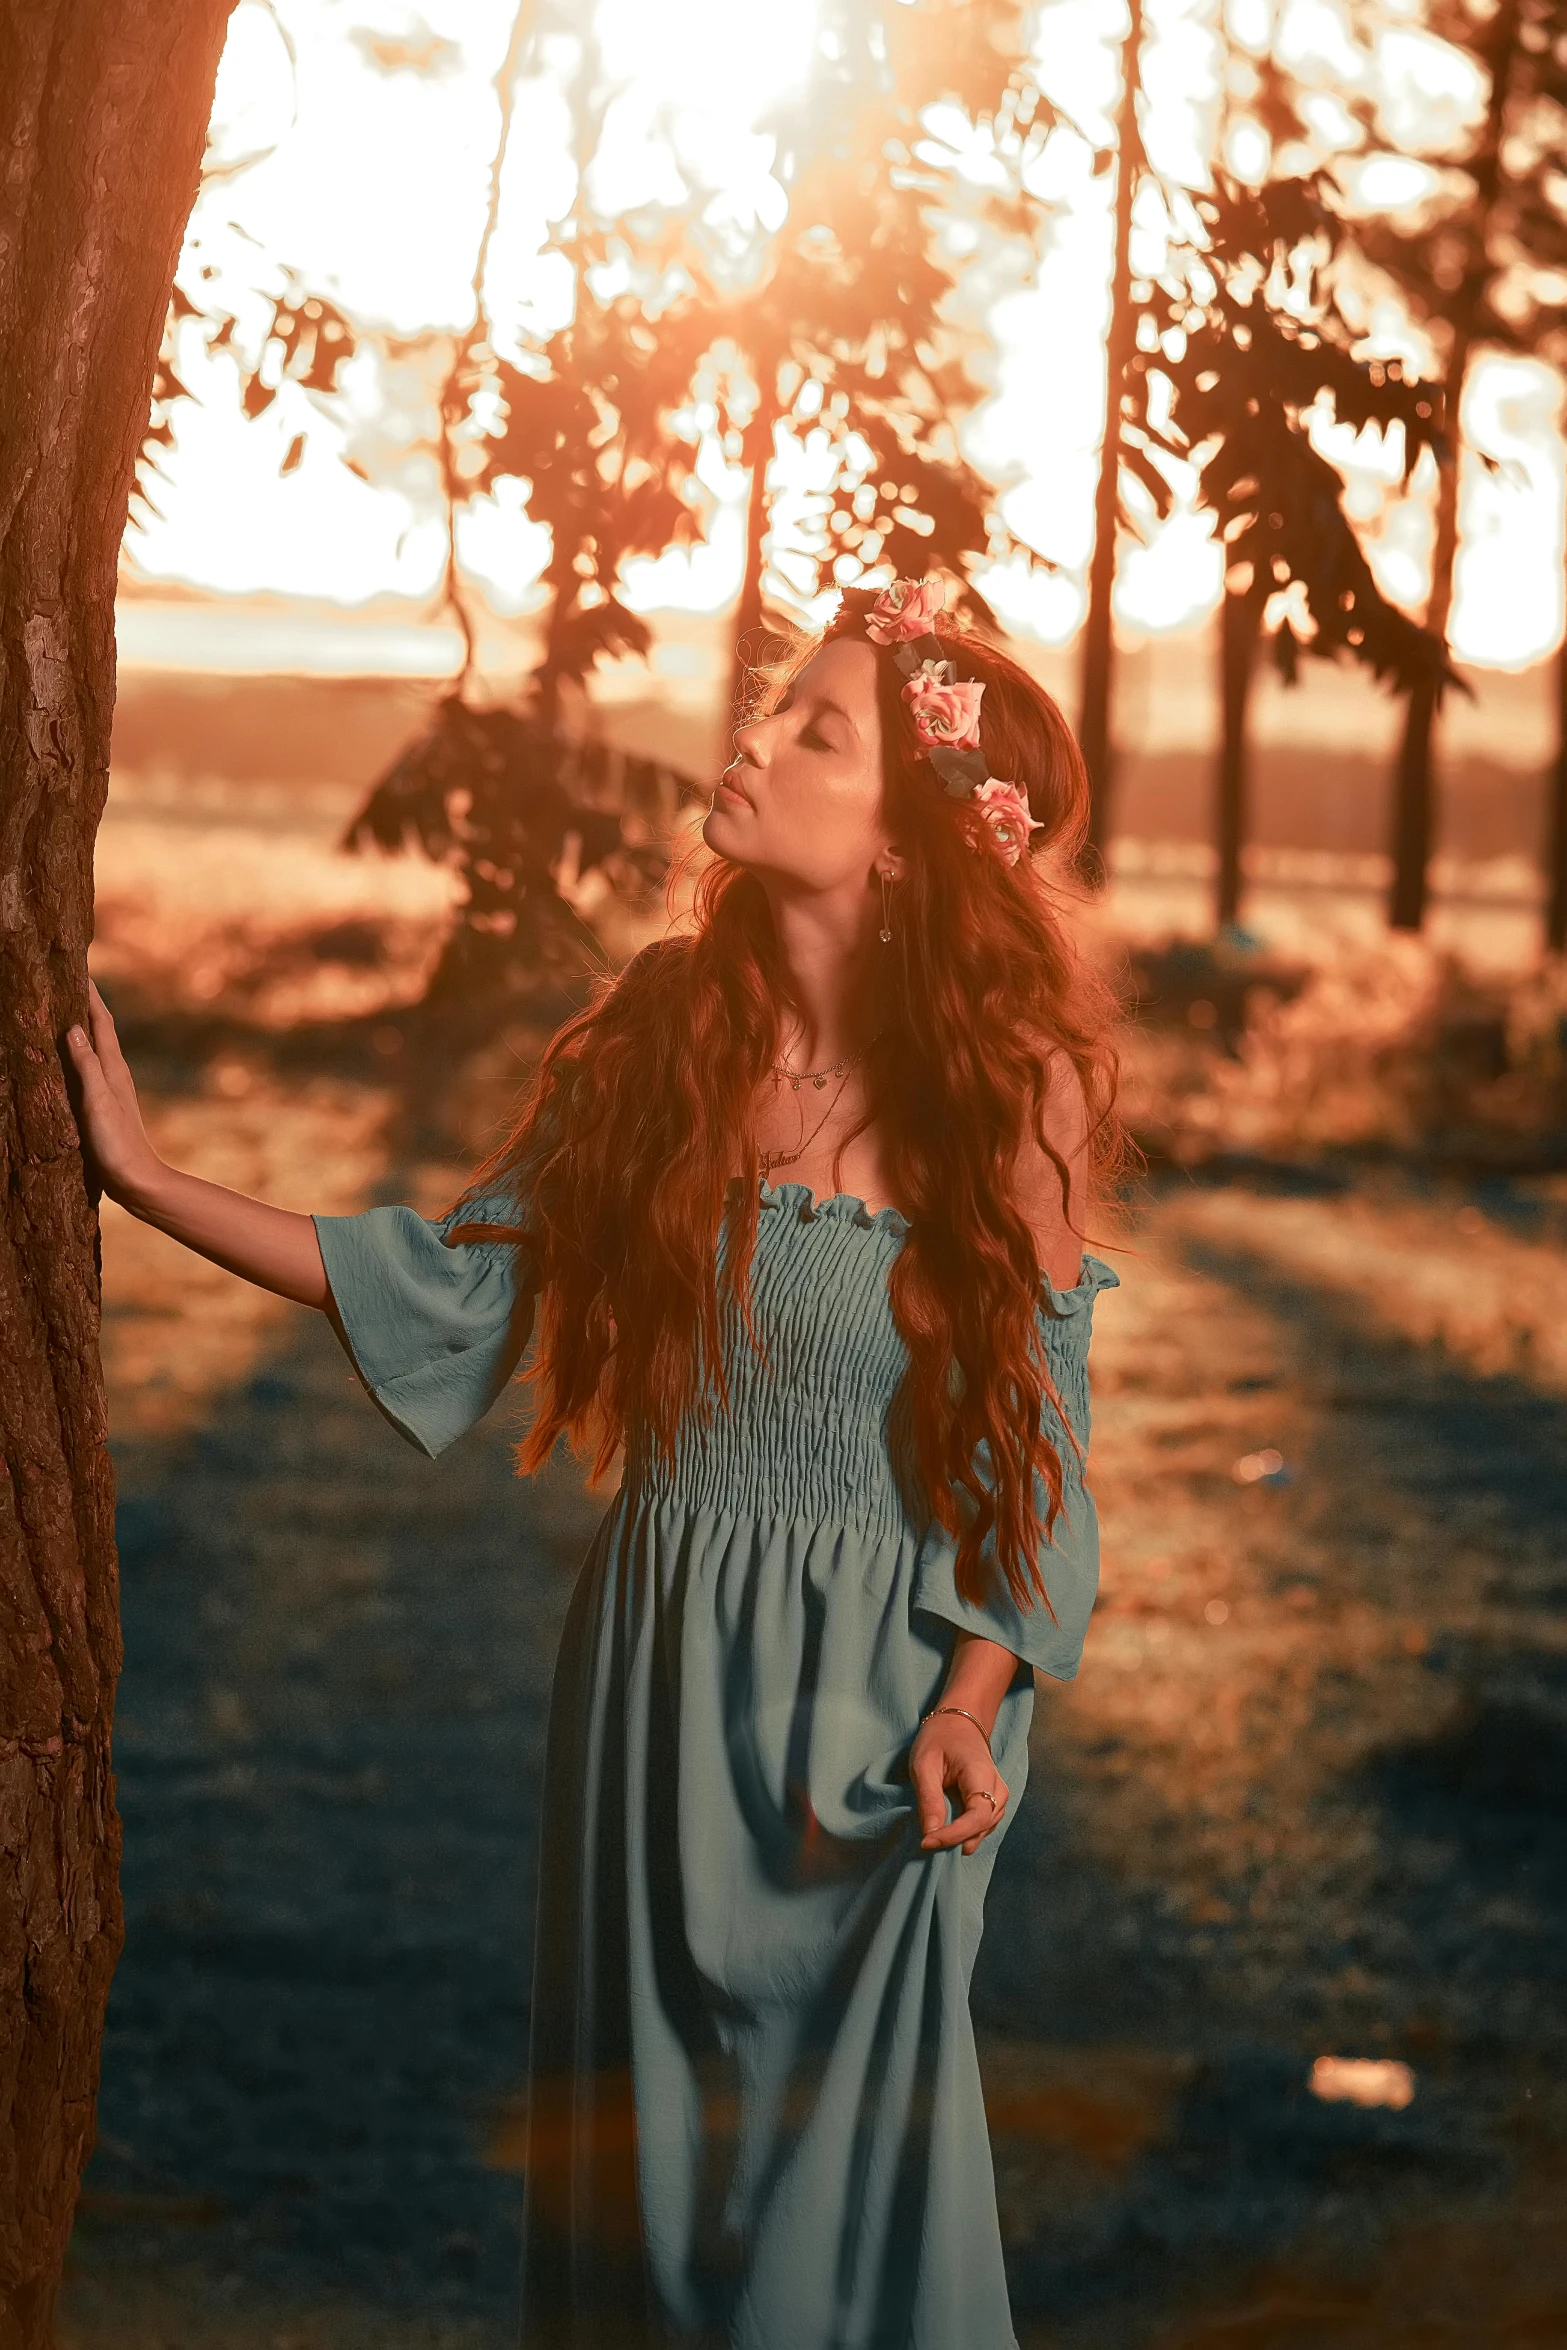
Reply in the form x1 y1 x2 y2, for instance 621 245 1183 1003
124 0 1564 675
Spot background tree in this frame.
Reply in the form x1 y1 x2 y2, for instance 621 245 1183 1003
1130 174 1452 930
1459 0 1567 954
0 5 236 2337
1078 0 1148 867
1342 0 1567 930
675 0 1055 718
1552 614 1567 952
334 12 715 1009
152 7 717 1008
167 0 1060 1002
1073 14 1461 907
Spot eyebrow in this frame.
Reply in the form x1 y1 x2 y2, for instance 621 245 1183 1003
800 693 859 739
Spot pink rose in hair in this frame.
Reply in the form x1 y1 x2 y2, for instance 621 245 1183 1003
972 778 1042 867
866 577 946 645
901 665 985 751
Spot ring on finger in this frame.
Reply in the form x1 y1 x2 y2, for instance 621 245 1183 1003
974 1788 998 1811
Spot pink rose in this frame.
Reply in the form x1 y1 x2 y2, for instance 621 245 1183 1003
972 778 1042 867
866 576 946 644
901 665 985 751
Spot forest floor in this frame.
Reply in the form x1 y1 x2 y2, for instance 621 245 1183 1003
55 1052 1567 2350
56 752 1567 2347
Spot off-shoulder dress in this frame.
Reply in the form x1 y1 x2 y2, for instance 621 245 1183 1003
314 1174 1116 2349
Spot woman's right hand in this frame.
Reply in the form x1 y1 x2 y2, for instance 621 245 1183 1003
65 981 166 1208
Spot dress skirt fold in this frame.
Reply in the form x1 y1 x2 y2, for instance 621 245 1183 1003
314 1178 1116 2348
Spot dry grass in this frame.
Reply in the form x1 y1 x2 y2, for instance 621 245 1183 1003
100 1066 391 1437
1161 1181 1567 1392
74 726 1567 2342
94 769 457 1028
1107 928 1567 1168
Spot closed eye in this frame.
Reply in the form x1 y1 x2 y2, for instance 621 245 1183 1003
773 686 841 752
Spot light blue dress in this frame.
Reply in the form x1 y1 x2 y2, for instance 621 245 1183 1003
314 1176 1116 2348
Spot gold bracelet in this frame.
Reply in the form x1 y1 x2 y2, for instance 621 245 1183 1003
922 1704 993 1758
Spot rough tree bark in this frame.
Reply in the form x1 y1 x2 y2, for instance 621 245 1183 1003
1077 0 1144 877
0 6 234 2341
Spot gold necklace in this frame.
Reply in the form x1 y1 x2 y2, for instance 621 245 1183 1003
770 1034 878 1093
760 1064 856 1173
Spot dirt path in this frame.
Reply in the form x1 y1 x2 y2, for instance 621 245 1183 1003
60 1172 1567 2348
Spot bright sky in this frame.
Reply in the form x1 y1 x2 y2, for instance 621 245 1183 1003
125 0 1566 669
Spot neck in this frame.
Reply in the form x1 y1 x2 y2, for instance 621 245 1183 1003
762 880 884 1068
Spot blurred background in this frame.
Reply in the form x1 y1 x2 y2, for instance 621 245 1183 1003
64 0 1567 2342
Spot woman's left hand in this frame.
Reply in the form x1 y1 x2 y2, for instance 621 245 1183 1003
910 1714 1009 1856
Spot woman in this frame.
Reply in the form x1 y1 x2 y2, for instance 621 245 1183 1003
69 577 1121 2346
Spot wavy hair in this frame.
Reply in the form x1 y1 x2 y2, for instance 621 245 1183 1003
454 597 1124 1609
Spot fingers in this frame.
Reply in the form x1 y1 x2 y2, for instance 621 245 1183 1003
909 1742 949 1844
87 980 130 1082
914 1733 1009 1854
63 997 139 1175
70 987 143 1139
65 1037 119 1157
67 985 112 1070
924 1784 1008 1854
65 1018 103 1088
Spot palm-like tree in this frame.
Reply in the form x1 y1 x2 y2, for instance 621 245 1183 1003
672 0 1057 716
1342 0 1567 931
1129 175 1453 930
243 1 1060 993
1077 0 1147 868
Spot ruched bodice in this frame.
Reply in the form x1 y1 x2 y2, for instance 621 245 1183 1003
314 1174 1117 2348
632 1183 914 1538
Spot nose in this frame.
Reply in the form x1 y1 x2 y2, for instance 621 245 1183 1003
732 715 769 767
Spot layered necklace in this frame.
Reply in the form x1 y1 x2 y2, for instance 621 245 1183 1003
760 1036 877 1175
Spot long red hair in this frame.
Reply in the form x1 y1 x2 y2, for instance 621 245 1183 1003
456 598 1123 1608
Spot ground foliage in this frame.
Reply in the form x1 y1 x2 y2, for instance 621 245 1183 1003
1121 931 1567 1171
63 1044 1567 2340
344 699 702 1007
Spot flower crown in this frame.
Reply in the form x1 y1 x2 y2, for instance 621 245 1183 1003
860 576 1041 868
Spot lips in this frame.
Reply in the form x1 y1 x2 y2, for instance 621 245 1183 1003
714 770 751 810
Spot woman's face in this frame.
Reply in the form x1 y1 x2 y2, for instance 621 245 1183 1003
702 637 897 894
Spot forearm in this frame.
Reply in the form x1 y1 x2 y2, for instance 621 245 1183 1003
119 1160 328 1310
935 1630 1025 1739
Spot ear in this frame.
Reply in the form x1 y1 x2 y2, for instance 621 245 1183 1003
875 839 908 886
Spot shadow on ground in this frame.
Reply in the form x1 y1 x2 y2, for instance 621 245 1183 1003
64 1305 596 2344
978 1201 1567 2347
62 1182 1567 2347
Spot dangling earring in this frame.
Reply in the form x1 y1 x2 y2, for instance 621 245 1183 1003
878 870 894 945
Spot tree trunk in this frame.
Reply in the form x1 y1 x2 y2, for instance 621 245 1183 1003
1388 0 1516 933
1077 0 1144 878
728 408 778 725
0 6 234 2339
1388 328 1469 933
1548 626 1567 956
1216 579 1263 931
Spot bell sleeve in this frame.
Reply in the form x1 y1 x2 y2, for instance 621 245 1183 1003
911 1254 1118 1681
312 1197 536 1459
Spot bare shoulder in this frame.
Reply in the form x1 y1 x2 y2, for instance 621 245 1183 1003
1012 1046 1090 1293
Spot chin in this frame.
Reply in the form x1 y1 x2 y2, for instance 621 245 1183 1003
702 800 750 858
